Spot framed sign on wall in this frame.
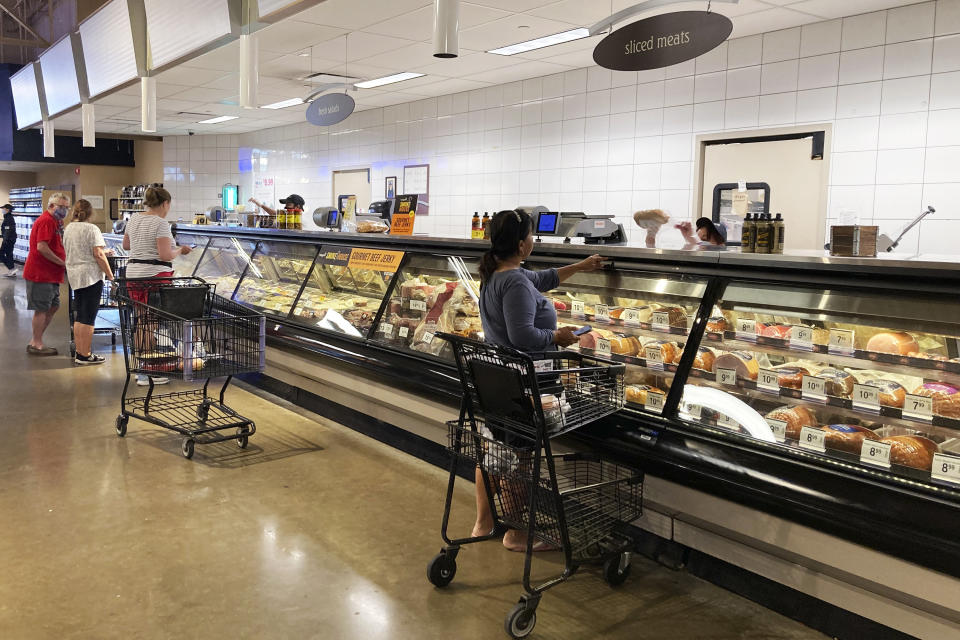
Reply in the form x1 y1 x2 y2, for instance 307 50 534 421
402 164 429 216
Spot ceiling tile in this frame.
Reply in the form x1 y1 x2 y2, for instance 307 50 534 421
257 21 350 54
730 7 822 38
466 59 571 84
462 0 555 11
294 0 432 30
786 0 917 19
362 3 510 41
417 52 520 76
459 13 577 52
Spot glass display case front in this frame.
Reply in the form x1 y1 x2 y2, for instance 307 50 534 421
678 281 960 485
544 268 708 417
172 234 210 278
370 254 480 359
292 245 402 338
192 236 258 299
233 241 317 316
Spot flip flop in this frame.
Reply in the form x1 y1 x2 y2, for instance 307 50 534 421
26 345 57 356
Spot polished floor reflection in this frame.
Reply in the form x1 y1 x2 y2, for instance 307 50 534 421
0 278 825 639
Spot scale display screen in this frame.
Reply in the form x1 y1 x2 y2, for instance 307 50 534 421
326 209 340 227
536 212 559 234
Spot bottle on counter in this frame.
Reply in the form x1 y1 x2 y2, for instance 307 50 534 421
482 212 491 240
773 213 785 254
755 213 773 254
741 213 755 253
471 211 482 239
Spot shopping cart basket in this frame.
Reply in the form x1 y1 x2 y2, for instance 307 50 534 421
426 334 641 639
68 255 129 358
114 276 265 459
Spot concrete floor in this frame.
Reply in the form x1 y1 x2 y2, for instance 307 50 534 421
0 277 828 640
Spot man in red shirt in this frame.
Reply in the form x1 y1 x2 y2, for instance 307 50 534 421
23 192 69 355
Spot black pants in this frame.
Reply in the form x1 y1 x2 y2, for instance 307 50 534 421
0 239 13 270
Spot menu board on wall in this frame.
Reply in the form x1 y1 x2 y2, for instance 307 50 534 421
402 164 429 216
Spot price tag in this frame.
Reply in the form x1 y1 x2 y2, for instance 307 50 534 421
757 369 780 393
398 326 409 338
799 426 826 452
931 453 960 486
534 360 553 373
423 332 435 344
651 311 670 331
766 418 787 442
595 304 611 323
852 384 880 413
735 318 757 341
802 375 826 402
644 345 664 371
903 393 933 421
379 323 394 336
860 440 892 468
623 308 641 328
717 413 739 429
571 300 585 319
716 368 737 387
271 302 284 312
828 328 855 355
645 391 665 414
790 325 814 350
596 338 612 356
409 299 426 312
681 401 702 420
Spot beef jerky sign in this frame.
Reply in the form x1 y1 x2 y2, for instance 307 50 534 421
593 11 733 71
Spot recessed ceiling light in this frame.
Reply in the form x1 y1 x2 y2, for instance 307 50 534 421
197 115 238 124
261 98 305 110
487 28 590 56
354 72 425 89
298 52 310 57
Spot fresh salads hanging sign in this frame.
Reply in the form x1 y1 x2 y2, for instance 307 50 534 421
593 11 733 71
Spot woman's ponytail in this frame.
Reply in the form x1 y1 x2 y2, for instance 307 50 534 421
478 250 499 285
479 209 533 286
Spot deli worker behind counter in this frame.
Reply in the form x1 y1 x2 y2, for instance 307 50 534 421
633 210 726 250
248 194 304 230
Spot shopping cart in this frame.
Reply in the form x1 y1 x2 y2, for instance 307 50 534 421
426 333 641 639
114 276 265 459
68 255 129 358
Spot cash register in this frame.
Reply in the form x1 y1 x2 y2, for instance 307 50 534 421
518 206 627 245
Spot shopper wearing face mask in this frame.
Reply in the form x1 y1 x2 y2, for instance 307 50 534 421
23 193 70 355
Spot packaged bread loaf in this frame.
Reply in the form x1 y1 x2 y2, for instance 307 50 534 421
771 364 809 389
658 306 688 329
821 424 880 454
626 385 666 405
816 367 857 397
766 405 817 440
880 435 940 470
609 335 639 356
862 379 907 408
714 350 760 381
911 382 960 418
645 340 679 364
674 346 715 372
706 316 729 333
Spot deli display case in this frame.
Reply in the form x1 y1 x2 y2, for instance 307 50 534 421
165 225 960 597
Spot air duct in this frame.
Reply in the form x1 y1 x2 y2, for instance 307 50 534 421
141 76 156 133
432 0 459 59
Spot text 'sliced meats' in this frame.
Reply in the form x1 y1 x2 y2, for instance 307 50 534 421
625 31 691 55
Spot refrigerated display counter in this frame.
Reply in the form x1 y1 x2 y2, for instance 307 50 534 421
150 224 959 638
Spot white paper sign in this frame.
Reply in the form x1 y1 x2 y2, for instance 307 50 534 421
379 323 394 335
860 440 892 468
596 338 611 356
903 393 933 421
651 311 670 331
82 194 104 209
758 369 780 393
399 326 409 338
572 300 585 319
682 401 702 420
423 332 435 344
534 360 553 373
802 375 826 402
852 384 880 413
623 308 641 327
716 368 737 386
717 413 739 429
766 418 787 442
932 453 960 486
829 328 856 355
409 299 426 312
735 318 757 341
790 325 814 350
645 391 665 414
595 304 610 323
644 345 664 371
799 426 826 452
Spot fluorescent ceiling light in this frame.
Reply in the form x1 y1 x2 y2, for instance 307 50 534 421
487 28 590 55
198 115 238 124
354 72 424 89
261 98 304 110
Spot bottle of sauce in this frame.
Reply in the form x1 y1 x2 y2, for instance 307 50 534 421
471 211 482 239
482 212 491 239
755 213 772 254
741 213 755 253
773 213 785 254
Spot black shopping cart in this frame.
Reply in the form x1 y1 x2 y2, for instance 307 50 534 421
68 255 129 358
114 276 265 459
426 333 641 639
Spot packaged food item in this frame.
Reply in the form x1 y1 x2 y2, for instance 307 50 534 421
714 350 759 380
766 405 817 440
760 324 792 340
862 379 907 408
645 340 679 363
880 435 940 470
911 382 960 418
771 364 809 389
625 385 666 405
816 367 857 397
821 424 880 454
866 331 919 355
706 316 729 333
674 346 715 372
357 219 389 233
609 335 639 356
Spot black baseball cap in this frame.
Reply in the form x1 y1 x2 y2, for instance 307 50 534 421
279 194 305 207
1 203 13 211
695 217 727 243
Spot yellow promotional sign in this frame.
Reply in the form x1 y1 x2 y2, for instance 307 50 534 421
390 213 415 236
347 248 404 273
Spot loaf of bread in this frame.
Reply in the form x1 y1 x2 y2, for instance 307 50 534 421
817 367 857 397
714 350 759 381
706 316 728 333
609 335 639 355
822 424 880 454
772 364 809 389
626 384 666 405
765 405 817 440
911 382 960 418
645 340 679 364
658 306 688 329
862 379 907 408
675 346 716 372
866 331 919 355
880 435 940 470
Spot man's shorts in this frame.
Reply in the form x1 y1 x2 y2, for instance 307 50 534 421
26 280 61 312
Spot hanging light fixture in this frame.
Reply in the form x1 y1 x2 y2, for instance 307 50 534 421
240 34 259 109
42 119 55 157
432 0 459 59
81 104 95 147
141 76 156 133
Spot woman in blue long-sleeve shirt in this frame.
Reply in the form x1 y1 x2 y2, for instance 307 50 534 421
474 209 606 551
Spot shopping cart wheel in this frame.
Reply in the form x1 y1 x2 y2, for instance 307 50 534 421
237 426 250 449
504 603 537 639
181 438 195 459
426 552 457 588
115 415 128 437
603 553 632 587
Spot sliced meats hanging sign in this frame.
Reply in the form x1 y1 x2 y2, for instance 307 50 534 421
593 11 733 71
306 92 355 126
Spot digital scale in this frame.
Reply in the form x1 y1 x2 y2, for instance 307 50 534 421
518 206 627 245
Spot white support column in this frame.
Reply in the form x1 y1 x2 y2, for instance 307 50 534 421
141 76 156 133
81 103 95 147
42 119 54 157
240 33 258 109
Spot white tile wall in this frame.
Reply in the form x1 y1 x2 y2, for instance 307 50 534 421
162 1 960 252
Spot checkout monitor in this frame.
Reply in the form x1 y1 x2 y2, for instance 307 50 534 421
536 211 559 235
327 209 340 228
